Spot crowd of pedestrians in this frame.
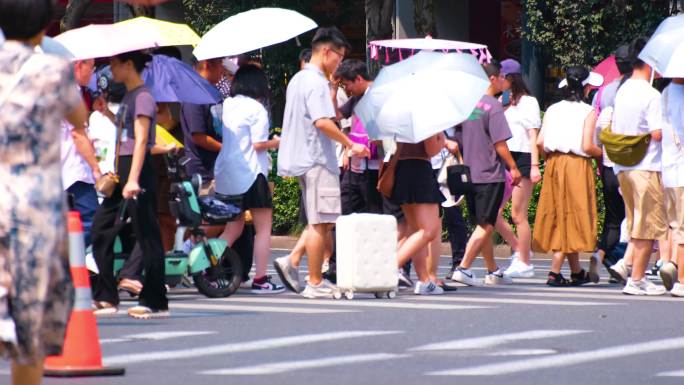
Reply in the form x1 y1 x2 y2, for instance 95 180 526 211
0 1 683 384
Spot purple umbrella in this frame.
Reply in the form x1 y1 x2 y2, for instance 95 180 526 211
142 55 221 104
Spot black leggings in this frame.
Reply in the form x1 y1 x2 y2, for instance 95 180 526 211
91 154 168 310
599 166 625 265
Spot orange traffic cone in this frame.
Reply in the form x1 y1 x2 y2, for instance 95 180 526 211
44 211 125 377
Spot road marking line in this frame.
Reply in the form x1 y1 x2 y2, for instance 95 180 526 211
100 338 129 344
484 349 557 356
500 291 684 302
170 302 355 314
103 330 401 366
125 331 217 340
213 296 490 310
427 336 684 376
490 284 623 294
202 353 409 375
406 295 620 307
412 330 589 351
657 369 684 377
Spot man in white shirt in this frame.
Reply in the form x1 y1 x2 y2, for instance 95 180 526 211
61 58 102 247
277 27 369 298
611 37 668 296
661 78 684 296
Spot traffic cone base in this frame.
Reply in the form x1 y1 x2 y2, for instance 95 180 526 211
44 212 125 377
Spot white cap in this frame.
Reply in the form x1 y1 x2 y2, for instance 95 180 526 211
222 57 239 75
558 71 604 88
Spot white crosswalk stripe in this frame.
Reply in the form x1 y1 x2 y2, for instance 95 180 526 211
427 336 684 376
169 302 356 314
405 295 622 307
411 330 589 351
657 369 684 377
210 296 491 310
103 330 401 366
201 353 409 375
499 290 684 302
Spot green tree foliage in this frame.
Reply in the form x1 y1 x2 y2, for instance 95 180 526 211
523 0 679 68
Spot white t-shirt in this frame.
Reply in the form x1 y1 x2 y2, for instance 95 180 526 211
540 100 594 157
87 104 120 175
661 83 684 188
61 120 95 190
611 79 663 173
215 95 270 195
505 95 541 153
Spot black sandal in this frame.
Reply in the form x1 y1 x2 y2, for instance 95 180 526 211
571 269 591 286
547 272 570 287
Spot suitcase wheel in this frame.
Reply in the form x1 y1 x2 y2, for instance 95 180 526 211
374 292 385 299
344 291 354 300
387 291 397 299
333 291 343 300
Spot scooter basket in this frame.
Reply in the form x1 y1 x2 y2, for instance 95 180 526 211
199 194 242 225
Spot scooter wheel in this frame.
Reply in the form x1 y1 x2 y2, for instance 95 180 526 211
193 246 243 298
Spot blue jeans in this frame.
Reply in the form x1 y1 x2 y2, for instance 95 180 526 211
66 181 99 247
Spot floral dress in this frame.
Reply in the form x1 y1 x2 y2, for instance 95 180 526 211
0 41 82 364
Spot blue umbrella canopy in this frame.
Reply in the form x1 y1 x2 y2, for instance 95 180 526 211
142 55 222 104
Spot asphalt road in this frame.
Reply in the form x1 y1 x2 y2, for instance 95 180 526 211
2 250 683 385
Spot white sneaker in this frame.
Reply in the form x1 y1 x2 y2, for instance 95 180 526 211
414 281 444 295
240 277 253 290
671 283 684 297
274 256 300 293
622 278 666 296
609 259 629 283
504 260 535 278
301 279 340 299
484 268 513 285
451 267 483 286
660 262 677 291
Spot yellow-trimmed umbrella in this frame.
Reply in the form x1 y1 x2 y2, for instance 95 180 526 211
155 125 184 149
54 17 200 60
115 17 200 48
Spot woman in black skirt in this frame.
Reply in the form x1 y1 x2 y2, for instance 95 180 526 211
214 65 284 294
392 133 446 295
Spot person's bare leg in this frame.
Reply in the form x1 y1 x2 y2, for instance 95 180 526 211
677 244 684 283
459 224 495 269
631 238 655 281
12 360 43 385
550 251 565 274
218 214 246 247
396 205 439 268
481 236 499 272
659 232 672 264
494 212 518 253
567 252 581 274
289 228 308 268
511 179 534 265
323 230 333 262
250 208 272 279
397 204 440 283
624 241 635 267
305 223 331 285
427 229 442 282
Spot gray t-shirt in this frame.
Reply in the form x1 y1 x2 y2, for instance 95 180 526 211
593 78 620 112
455 95 512 184
117 86 156 156
277 64 337 177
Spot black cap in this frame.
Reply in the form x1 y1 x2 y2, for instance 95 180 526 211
615 44 630 63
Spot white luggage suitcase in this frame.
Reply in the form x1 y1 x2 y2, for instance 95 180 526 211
335 213 398 299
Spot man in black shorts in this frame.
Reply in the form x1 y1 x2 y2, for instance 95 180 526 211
451 60 521 287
